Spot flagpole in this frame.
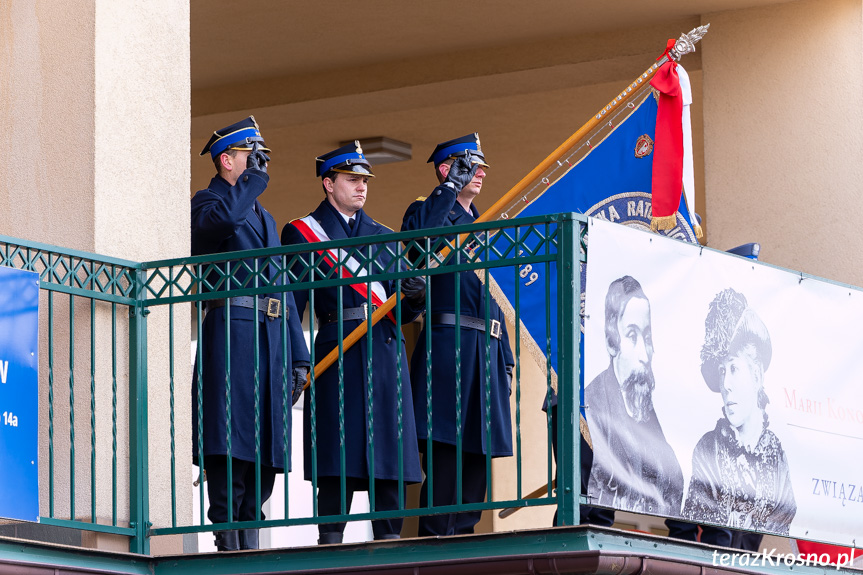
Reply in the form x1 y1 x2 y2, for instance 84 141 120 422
497 480 555 519
478 24 709 224
305 24 710 388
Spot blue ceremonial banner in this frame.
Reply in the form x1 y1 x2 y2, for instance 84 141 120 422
0 266 40 522
490 92 696 401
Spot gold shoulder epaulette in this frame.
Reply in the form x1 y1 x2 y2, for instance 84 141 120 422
289 213 312 224
374 220 394 232
415 196 427 202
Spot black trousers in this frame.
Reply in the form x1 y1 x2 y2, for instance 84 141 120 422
666 521 762 550
317 477 404 539
418 441 489 536
205 455 277 525
550 406 615 526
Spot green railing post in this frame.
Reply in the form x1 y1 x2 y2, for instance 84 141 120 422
128 269 150 554
556 214 580 526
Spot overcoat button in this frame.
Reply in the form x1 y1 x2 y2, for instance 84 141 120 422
243 175 249 182
386 337 393 344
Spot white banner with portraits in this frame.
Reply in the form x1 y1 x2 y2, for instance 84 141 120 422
583 217 863 547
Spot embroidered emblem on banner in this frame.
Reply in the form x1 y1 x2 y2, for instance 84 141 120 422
585 191 694 241
579 191 696 330
634 134 654 158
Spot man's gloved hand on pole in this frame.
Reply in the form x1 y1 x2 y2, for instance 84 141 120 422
291 365 310 405
401 275 427 304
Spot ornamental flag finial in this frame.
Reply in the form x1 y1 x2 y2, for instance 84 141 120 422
669 23 710 61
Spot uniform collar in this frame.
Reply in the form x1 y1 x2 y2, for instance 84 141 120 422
315 200 357 238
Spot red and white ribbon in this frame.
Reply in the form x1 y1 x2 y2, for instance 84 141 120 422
291 216 394 322
649 41 701 237
678 65 700 237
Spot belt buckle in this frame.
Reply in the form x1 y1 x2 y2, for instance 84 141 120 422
490 319 502 339
266 298 281 318
362 302 379 320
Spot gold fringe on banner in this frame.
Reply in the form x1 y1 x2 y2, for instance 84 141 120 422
649 214 678 231
693 222 704 240
580 413 593 450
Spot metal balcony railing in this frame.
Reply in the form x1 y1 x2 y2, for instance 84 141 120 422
0 212 585 555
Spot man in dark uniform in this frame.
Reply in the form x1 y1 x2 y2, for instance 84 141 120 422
401 133 515 536
281 142 426 544
191 116 310 551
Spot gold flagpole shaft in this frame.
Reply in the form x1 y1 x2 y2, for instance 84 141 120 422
477 62 665 224
480 23 709 222
498 480 556 519
306 24 710 386
305 293 403 389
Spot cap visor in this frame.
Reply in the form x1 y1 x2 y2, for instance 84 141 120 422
229 145 271 153
332 166 375 177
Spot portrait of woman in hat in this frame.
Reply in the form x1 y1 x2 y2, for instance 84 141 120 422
682 288 796 535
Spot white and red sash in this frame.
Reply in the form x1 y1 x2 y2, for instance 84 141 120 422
291 215 395 323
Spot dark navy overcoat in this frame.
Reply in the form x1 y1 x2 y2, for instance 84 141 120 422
401 185 514 456
281 200 423 482
191 170 309 471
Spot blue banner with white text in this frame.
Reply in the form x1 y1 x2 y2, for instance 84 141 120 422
0 266 40 521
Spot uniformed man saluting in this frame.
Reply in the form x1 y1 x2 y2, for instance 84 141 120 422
281 142 426 544
401 133 514 536
191 116 310 551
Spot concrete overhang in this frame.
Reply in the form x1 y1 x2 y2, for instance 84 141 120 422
190 0 795 124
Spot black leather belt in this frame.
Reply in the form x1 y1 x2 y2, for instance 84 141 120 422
319 304 376 325
430 313 502 340
205 296 284 319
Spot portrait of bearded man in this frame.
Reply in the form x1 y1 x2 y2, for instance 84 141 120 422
585 275 684 517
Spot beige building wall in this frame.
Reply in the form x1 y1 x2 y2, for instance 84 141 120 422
0 1 95 247
703 0 863 284
0 0 191 547
93 0 192 536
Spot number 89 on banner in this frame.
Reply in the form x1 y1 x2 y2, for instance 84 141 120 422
517 251 539 286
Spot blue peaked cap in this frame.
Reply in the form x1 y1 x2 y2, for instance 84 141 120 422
316 141 375 178
427 132 489 167
200 116 271 158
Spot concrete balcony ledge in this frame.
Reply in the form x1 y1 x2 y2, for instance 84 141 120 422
0 524 860 575
0 534 150 575
149 526 862 575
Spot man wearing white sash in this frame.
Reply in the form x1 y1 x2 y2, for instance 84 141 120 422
281 142 426 544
